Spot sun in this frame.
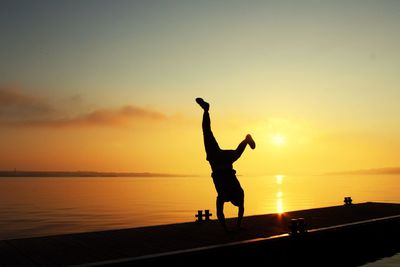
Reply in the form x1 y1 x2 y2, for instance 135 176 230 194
272 134 286 146
276 175 284 184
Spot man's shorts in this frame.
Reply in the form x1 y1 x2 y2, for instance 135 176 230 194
211 170 244 207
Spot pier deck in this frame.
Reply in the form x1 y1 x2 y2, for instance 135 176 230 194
1 202 400 266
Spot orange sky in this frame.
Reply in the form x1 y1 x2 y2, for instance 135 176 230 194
1 88 399 175
1 1 400 175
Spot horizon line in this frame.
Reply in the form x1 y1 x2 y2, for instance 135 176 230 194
1 166 400 177
0 170 198 178
325 167 400 176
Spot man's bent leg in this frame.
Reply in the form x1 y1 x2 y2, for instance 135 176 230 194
216 196 228 232
230 138 248 162
234 139 247 161
231 134 256 162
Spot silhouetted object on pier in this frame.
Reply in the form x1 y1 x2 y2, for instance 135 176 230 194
196 98 255 232
289 219 298 236
195 210 212 222
344 197 353 206
289 218 307 236
297 218 307 233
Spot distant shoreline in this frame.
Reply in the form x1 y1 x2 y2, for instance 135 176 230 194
2 167 400 177
0 171 192 178
325 167 400 175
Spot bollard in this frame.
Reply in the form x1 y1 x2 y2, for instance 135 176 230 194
289 218 307 236
195 210 203 222
289 219 298 236
195 210 212 222
344 197 353 206
297 218 307 234
204 210 212 221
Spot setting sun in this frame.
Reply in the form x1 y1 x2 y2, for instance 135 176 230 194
276 175 284 184
272 134 286 146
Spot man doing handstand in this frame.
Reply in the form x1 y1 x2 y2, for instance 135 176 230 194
196 98 255 232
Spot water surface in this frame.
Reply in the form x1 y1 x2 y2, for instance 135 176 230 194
1 174 399 240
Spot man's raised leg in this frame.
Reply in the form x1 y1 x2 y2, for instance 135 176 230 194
196 98 220 156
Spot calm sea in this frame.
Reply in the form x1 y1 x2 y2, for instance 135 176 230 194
1 174 400 240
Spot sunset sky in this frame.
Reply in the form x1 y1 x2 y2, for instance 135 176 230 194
1 1 400 175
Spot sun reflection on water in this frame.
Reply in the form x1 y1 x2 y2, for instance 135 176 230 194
276 175 285 214
277 197 284 214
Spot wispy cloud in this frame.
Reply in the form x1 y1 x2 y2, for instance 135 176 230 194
0 88 56 121
23 105 167 128
0 88 167 128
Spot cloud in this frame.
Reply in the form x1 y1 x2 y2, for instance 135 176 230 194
0 88 56 121
67 94 83 104
0 88 167 128
23 105 167 128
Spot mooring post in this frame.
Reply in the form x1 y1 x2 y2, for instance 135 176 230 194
344 197 353 206
204 210 212 221
195 210 213 222
195 210 203 222
289 218 307 236
297 218 307 233
289 219 298 236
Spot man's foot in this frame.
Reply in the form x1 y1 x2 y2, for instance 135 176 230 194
195 98 209 111
246 134 256 149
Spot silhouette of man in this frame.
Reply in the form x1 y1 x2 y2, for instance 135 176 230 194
196 98 255 232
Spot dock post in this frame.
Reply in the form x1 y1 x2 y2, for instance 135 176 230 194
204 210 212 221
195 210 203 222
297 218 307 233
290 218 307 236
289 219 298 236
344 197 353 206
195 210 212 222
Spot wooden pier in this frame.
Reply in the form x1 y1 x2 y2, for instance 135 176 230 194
1 202 400 266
